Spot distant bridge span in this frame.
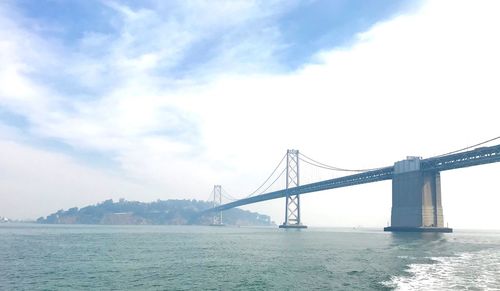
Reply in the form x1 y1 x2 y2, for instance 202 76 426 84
207 142 500 232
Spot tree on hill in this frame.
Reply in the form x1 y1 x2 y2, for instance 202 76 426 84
37 199 274 226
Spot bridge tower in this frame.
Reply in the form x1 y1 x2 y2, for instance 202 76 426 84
384 157 452 232
279 149 307 229
210 185 224 226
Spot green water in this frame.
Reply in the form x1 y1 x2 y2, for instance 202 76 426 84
1 224 499 290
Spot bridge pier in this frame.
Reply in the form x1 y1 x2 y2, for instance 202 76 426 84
384 157 452 233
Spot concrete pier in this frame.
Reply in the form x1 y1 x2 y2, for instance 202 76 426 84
278 224 307 229
384 157 452 233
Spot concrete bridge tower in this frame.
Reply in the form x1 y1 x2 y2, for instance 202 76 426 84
384 157 452 232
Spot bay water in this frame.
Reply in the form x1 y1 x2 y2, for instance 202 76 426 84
1 224 499 290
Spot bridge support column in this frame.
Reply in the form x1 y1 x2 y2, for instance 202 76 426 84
210 185 224 226
384 157 452 232
279 149 307 229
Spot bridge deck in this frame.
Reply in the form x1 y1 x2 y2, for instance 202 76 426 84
421 144 500 172
212 167 394 212
210 143 500 212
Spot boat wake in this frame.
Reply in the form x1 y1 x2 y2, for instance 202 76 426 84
383 249 500 290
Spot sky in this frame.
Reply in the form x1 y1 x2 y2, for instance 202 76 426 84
1 0 500 229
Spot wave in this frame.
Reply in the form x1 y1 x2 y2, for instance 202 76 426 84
383 249 500 290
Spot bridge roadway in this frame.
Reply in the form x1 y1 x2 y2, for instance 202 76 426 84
210 143 500 212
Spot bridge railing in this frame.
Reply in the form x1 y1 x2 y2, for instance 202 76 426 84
421 144 500 172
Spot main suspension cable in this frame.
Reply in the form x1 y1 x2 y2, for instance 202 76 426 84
206 188 214 202
243 153 287 198
221 187 239 202
300 152 383 172
256 166 287 196
211 153 287 202
429 135 500 158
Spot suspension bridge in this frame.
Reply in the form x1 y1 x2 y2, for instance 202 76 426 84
205 137 500 232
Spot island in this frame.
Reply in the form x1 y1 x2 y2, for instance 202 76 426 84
36 199 274 226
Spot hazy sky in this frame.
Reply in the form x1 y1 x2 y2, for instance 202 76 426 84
1 0 499 229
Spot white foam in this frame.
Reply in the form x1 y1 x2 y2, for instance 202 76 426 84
383 249 500 290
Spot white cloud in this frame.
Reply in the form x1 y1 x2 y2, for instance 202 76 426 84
0 134 153 219
185 0 500 228
1 0 500 228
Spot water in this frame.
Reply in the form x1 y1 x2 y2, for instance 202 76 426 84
1 224 499 290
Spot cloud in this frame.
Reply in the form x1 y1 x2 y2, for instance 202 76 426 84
1 0 500 228
176 0 500 227
0 0 293 218
0 133 152 219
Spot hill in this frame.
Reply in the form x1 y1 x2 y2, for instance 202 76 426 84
36 199 274 226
